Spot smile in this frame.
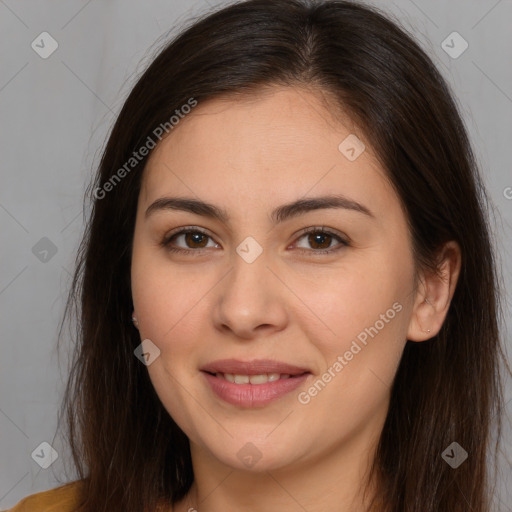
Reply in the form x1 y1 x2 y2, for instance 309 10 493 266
213 372 292 384
201 371 310 408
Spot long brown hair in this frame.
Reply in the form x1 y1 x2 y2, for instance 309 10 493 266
57 1 509 510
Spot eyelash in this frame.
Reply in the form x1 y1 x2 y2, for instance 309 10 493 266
160 226 349 256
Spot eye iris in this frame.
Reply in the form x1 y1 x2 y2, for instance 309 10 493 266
308 232 331 249
185 232 208 248
175 231 337 251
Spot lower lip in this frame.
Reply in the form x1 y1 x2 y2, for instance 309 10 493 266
201 371 310 408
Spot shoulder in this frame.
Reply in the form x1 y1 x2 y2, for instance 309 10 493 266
3 481 84 512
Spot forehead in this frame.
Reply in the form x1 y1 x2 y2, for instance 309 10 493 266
139 86 396 217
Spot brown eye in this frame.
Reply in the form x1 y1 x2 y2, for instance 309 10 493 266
307 232 333 250
183 232 209 248
161 226 348 256
161 229 219 253
294 228 349 254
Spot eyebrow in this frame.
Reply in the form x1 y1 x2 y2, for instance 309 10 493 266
145 194 374 224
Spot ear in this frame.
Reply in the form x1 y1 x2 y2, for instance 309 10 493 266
132 310 139 330
407 241 461 342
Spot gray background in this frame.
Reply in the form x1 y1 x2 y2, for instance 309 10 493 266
1 0 511 510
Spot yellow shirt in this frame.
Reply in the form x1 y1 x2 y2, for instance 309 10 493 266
3 481 83 512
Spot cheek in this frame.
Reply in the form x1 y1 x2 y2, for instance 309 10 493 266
299 284 407 434
131 258 210 434
294 261 409 349
133 270 207 352
295 254 414 411
131 237 211 341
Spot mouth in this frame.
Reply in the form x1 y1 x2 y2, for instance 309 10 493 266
200 358 311 377
199 359 312 407
203 370 309 384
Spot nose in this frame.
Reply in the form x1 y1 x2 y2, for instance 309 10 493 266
212 253 289 340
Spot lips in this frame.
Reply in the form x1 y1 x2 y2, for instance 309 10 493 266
200 359 312 408
200 359 311 376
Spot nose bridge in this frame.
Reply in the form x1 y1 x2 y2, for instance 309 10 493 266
227 243 275 307
213 243 288 337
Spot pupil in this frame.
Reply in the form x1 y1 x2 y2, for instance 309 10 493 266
183 232 333 250
309 233 330 249
186 232 207 248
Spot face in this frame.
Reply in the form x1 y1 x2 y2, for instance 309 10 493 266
131 86 418 473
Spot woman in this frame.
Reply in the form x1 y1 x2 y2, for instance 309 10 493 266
7 0 509 511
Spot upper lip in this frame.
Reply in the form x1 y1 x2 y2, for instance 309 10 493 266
200 359 311 376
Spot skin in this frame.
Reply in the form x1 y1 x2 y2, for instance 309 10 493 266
130 86 461 512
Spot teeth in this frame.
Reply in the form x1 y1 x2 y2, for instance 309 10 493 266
234 374 249 384
216 372 293 384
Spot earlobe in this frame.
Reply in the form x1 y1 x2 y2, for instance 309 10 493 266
132 311 139 330
407 241 461 342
